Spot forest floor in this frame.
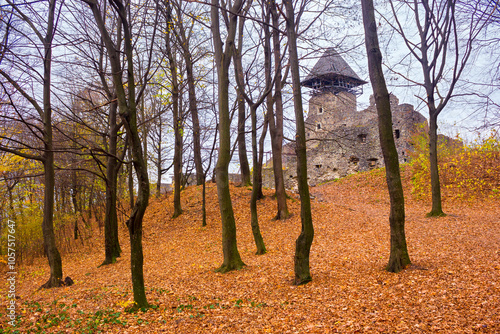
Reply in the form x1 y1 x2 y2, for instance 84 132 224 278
2 165 500 333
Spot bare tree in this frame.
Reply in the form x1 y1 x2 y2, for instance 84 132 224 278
61 0 129 266
171 0 207 186
385 0 495 216
84 0 157 308
162 0 184 218
284 0 314 285
211 0 246 273
362 0 411 273
233 2 252 187
268 0 289 220
231 0 272 255
0 0 64 288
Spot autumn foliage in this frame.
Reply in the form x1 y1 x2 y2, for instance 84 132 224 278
410 130 500 202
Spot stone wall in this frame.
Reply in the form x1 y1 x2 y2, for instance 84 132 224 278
262 93 428 190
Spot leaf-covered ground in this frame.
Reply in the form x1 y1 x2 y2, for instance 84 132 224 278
2 166 500 333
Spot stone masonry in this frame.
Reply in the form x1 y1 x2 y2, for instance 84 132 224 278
262 48 427 190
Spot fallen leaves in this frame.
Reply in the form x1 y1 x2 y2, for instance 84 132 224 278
2 167 500 333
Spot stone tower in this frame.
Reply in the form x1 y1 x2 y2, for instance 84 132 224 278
263 48 428 190
301 48 367 138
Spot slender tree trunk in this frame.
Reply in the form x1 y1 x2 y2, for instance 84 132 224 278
250 178 266 254
233 47 251 186
250 103 266 255
202 177 207 227
155 114 162 198
40 0 63 289
185 53 204 186
232 0 252 187
41 150 63 288
102 102 121 265
156 122 162 198
284 0 314 285
269 1 289 219
165 9 182 218
256 111 268 201
202 124 218 227
128 150 134 210
237 92 251 186
5 177 16 219
362 0 411 273
71 170 79 240
87 183 94 223
172 95 183 218
169 4 203 186
428 112 445 216
211 0 245 273
88 0 150 308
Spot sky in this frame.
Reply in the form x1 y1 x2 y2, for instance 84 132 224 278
295 0 499 144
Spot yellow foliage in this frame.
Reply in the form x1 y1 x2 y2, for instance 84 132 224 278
409 129 500 201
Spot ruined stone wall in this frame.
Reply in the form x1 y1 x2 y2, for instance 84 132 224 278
262 93 428 190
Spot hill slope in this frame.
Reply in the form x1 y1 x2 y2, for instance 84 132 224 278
4 165 500 333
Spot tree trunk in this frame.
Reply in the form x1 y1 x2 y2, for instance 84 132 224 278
156 121 162 198
165 9 183 218
256 111 268 201
172 92 183 218
428 112 445 216
250 103 267 255
269 1 289 219
185 51 204 186
211 0 245 273
88 0 150 308
128 152 134 210
71 169 79 240
284 0 314 285
102 102 121 265
232 0 252 188
362 0 411 273
123 77 149 309
202 123 218 227
5 177 16 219
202 177 207 227
41 150 63 288
40 0 63 289
237 91 251 186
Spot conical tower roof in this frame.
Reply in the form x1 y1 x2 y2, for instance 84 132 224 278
301 48 367 89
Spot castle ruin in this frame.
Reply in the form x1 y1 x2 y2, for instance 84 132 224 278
263 48 427 190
